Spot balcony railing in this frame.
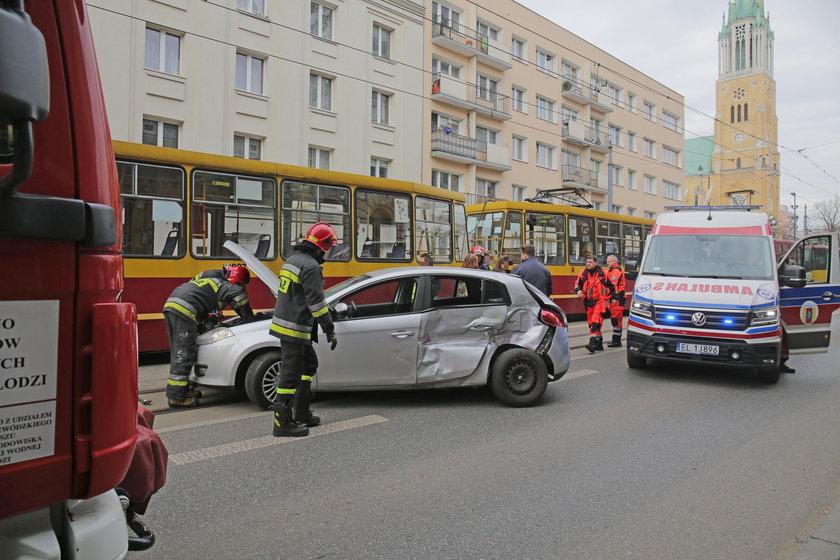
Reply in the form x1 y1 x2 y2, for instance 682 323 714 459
430 129 511 171
465 193 498 205
431 18 512 70
562 120 609 152
561 83 614 113
431 75 511 119
561 164 599 188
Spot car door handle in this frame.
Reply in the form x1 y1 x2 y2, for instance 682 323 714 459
823 291 836 301
390 330 416 338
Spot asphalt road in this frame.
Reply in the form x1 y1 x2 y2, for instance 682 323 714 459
137 321 840 560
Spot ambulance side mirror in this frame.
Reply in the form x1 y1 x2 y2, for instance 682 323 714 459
780 264 806 289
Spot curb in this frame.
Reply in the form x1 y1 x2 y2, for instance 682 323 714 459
794 502 840 560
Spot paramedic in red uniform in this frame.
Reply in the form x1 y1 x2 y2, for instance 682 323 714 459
605 254 626 348
575 256 617 353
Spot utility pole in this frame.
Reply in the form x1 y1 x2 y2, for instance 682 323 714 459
804 204 808 235
607 143 614 213
791 192 798 239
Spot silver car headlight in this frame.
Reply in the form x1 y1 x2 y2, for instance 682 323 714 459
630 299 653 318
750 307 779 327
208 329 235 344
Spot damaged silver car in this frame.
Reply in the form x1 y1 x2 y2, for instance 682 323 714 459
193 242 570 408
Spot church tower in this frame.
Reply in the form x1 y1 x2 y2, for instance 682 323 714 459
685 0 780 217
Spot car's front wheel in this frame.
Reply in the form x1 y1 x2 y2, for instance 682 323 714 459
489 348 548 407
245 350 282 409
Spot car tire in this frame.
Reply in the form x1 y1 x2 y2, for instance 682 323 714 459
245 350 282 410
757 367 780 384
626 351 646 369
489 348 548 407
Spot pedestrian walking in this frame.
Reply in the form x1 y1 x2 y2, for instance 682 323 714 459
270 222 339 437
575 256 616 353
513 244 552 296
163 265 253 407
605 254 626 347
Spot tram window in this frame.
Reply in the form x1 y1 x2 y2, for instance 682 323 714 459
119 161 185 258
503 212 523 264
356 190 412 261
568 216 595 264
416 197 452 263
281 181 350 261
192 170 276 259
621 223 643 269
596 220 620 263
466 211 504 256
454 204 469 262
525 212 565 265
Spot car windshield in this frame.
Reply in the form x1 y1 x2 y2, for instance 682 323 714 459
641 234 775 280
324 274 371 299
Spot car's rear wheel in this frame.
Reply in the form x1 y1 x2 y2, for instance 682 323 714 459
245 350 282 409
626 351 646 369
489 348 548 407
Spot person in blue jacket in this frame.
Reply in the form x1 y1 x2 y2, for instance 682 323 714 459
512 244 552 296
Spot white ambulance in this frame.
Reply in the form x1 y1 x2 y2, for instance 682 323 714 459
627 206 839 382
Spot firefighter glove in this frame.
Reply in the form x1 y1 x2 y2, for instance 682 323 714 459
327 332 338 351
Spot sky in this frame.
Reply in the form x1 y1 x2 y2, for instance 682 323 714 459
514 0 840 213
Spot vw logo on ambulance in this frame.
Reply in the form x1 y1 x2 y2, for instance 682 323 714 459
691 312 707 326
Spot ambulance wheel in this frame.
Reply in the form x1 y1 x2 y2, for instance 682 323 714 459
489 349 548 407
245 350 282 409
757 367 780 384
626 351 646 369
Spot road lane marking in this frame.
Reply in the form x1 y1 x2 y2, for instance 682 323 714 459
562 368 599 380
169 415 388 465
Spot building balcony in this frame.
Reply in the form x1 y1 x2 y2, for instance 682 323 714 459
430 129 512 171
561 120 609 153
431 76 511 120
431 20 512 71
560 165 607 193
561 83 614 113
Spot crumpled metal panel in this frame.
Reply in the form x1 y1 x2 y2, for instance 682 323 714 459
416 304 547 383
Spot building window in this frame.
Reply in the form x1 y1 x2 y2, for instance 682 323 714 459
512 135 527 162
145 27 180 75
371 91 390 124
643 174 657 195
562 106 578 122
612 205 622 214
627 92 637 113
627 131 637 152
475 126 497 147
142 118 179 148
476 21 499 41
643 138 656 159
663 146 679 167
370 157 389 178
590 159 602 178
308 146 331 170
512 185 526 201
643 101 656 122
234 135 262 160
311 2 333 39
644 210 655 220
309 73 332 111
372 24 391 59
663 111 679 132
431 2 459 28
236 0 265 16
610 165 623 187
731 106 735 123
536 96 555 122
536 49 555 75
476 75 499 102
561 61 578 83
593 202 602 211
476 178 497 199
607 84 622 106
663 180 682 200
431 112 461 134
536 143 555 169
236 52 264 94
627 169 637 190
511 86 526 113
561 149 579 168
627 207 636 217
744 103 748 121
511 37 526 61
432 57 460 79
431 169 460 191
608 124 622 147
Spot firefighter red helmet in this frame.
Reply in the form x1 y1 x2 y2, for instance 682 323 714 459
304 222 338 253
225 264 250 286
471 245 486 256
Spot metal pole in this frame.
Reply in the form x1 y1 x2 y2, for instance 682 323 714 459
607 144 613 213
804 204 808 235
791 192 797 239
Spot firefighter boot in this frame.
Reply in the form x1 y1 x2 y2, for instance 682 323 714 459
292 380 321 427
273 397 308 437
607 334 622 348
585 336 599 353
167 389 198 409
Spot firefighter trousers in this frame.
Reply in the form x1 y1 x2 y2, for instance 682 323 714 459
275 341 319 403
164 311 198 399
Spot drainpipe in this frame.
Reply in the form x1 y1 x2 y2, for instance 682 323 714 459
607 143 614 212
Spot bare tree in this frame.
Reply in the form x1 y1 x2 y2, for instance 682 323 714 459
811 196 840 233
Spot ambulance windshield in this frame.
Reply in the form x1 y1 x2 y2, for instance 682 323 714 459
641 234 775 280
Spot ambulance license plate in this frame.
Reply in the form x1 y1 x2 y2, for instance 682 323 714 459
676 343 719 356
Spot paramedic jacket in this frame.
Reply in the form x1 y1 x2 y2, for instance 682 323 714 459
164 276 253 322
270 242 335 344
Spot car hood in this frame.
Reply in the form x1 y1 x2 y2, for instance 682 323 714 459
223 240 279 298
634 274 778 309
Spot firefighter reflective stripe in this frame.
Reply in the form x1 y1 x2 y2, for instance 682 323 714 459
276 387 295 395
311 305 329 318
301 375 313 382
270 324 311 339
280 269 301 284
190 277 222 292
164 299 198 321
230 293 250 309
167 379 188 387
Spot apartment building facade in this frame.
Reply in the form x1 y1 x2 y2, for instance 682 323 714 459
88 0 685 218
87 0 426 180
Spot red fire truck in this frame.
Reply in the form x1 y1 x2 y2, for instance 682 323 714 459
0 1 143 557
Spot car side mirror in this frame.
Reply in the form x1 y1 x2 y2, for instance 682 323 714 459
780 264 806 289
332 302 348 319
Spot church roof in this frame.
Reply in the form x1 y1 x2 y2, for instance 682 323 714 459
719 0 773 39
685 136 715 176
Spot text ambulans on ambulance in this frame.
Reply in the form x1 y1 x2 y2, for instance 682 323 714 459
627 207 839 383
